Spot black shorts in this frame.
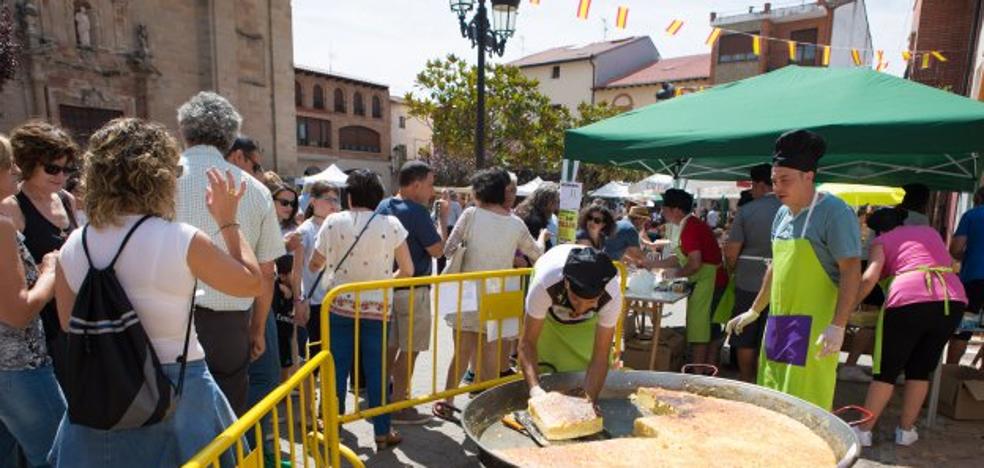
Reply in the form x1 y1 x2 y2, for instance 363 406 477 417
276 320 294 369
729 288 768 349
874 301 964 383
954 279 984 341
709 287 725 342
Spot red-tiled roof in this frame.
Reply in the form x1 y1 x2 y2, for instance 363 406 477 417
508 36 647 68
602 54 711 88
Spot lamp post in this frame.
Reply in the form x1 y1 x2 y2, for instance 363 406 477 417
449 0 519 169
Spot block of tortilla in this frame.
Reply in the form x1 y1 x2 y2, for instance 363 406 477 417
528 391 603 440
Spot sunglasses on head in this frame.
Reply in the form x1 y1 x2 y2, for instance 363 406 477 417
42 163 78 176
275 198 297 208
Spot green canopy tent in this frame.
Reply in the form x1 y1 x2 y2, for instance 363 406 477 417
565 66 984 192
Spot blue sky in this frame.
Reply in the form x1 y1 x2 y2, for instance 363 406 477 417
293 0 916 95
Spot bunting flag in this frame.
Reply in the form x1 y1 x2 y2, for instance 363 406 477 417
902 50 912 62
530 0 540 5
752 36 761 56
876 61 890 72
876 50 884 64
851 48 862 66
931 51 947 62
576 0 590 20
822 45 831 66
788 41 797 61
921 53 931 69
615 6 629 29
665 19 684 36
674 87 683 97
705 27 721 46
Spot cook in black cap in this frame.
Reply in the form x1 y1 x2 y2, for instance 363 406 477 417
519 245 621 403
726 129 863 410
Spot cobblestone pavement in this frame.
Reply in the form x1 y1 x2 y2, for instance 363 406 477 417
317 301 984 467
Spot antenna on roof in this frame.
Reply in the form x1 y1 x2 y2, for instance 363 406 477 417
601 17 608 40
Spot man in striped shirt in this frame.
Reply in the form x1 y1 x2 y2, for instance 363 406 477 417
175 92 285 414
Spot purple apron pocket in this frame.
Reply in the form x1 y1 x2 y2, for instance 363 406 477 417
764 315 812 367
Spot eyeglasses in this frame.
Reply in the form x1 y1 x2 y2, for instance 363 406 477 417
275 198 297 208
588 216 605 224
42 163 78 176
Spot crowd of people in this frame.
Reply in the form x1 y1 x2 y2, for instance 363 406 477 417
0 91 982 466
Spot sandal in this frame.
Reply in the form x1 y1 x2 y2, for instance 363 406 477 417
374 431 402 450
432 401 462 424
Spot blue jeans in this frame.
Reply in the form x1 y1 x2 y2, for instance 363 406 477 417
329 313 390 437
0 365 66 468
246 311 279 451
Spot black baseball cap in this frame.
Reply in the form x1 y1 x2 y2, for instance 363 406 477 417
563 248 617 299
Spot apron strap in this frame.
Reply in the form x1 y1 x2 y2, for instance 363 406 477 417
800 190 821 238
897 266 955 315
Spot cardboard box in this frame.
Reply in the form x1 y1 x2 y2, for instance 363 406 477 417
621 329 685 372
939 364 984 420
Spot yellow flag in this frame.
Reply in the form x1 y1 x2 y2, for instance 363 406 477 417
788 41 797 61
615 6 629 29
931 51 947 62
705 28 721 46
665 19 684 36
902 50 912 62
876 50 884 64
752 36 761 56
851 48 862 66
530 0 540 5
576 0 590 20
822 45 831 66
921 53 931 69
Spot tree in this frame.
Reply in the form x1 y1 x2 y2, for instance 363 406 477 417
0 3 19 91
405 55 569 185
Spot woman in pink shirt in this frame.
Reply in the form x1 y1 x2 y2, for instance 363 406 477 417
854 207 966 447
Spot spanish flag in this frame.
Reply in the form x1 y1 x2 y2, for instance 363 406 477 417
615 6 629 29
705 28 721 46
752 36 761 56
576 0 590 20
921 53 931 69
530 0 540 5
665 19 683 36
902 50 912 62
822 45 831 66
877 61 889 72
931 51 947 62
788 41 797 61
876 50 884 64
851 48 862 66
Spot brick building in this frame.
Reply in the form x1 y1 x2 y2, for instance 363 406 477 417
709 1 872 84
0 0 297 174
294 66 394 190
907 0 984 96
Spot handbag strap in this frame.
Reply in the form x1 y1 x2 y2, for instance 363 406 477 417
175 280 197 395
305 210 379 300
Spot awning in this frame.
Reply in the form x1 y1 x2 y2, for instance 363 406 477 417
589 181 632 199
300 164 348 186
565 66 984 192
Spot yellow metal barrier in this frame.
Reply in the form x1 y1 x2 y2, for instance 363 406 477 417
183 350 363 468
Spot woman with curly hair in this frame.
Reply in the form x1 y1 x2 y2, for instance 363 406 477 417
0 134 65 467
0 121 80 380
575 205 617 250
51 118 263 466
514 182 559 251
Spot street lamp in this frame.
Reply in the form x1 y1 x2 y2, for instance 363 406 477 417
449 0 519 169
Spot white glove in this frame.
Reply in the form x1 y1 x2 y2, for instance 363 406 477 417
725 309 760 335
815 324 846 358
529 385 546 398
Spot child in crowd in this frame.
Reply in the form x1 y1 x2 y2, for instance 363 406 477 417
274 255 296 382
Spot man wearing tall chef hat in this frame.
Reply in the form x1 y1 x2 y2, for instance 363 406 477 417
726 130 862 410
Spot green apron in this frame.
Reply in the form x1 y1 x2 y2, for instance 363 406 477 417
872 266 954 374
712 277 736 325
674 216 721 343
536 312 600 373
757 194 839 410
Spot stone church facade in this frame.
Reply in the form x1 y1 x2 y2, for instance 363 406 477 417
0 0 298 174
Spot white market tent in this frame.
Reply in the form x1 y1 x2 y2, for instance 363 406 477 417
629 173 674 194
300 164 348 187
517 177 545 197
590 181 632 199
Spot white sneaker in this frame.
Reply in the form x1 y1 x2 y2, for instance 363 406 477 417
853 427 873 447
895 426 918 446
838 366 872 383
